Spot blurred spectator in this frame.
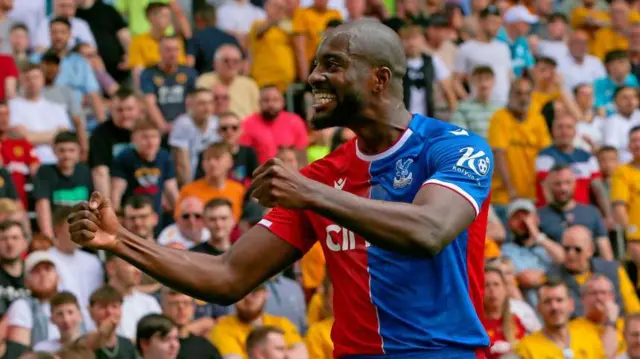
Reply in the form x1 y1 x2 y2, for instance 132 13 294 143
548 225 639 317
33 292 83 353
291 0 342 80
197 44 260 119
241 86 308 164
248 0 296 93
210 285 306 359
33 18 105 123
33 0 96 51
612 126 640 268
304 276 332 359
535 115 609 213
110 120 179 216
571 275 624 358
424 13 457 68
603 87 640 163
75 0 130 84
160 288 221 359
33 132 92 238
631 25 640 80
265 273 307 335
400 25 456 118
47 206 103 313
529 57 574 118
104 254 161 340
0 221 29 315
497 5 536 78
192 198 235 256
213 84 232 117
0 313 27 359
135 314 180 359
9 24 30 72
190 4 240 74
528 0 553 39
450 66 499 140
129 3 186 85
597 146 620 196
157 196 210 249
460 0 488 39
248 326 287 359
169 88 220 185
557 30 606 94
57 342 96 359
217 0 266 49
76 44 120 98
7 1 44 41
537 165 613 259
39 52 87 158
9 64 72 165
573 83 604 152
6 251 64 346
515 280 606 359
83 285 137 359
482 267 526 359
0 168 17 203
594 51 638 117
140 36 196 133
568 0 608 31
621 313 640 359
536 13 569 66
115 0 175 37
122 195 158 241
590 0 633 60
27 234 53 254
488 77 551 220
501 199 565 304
454 5 512 106
89 88 140 197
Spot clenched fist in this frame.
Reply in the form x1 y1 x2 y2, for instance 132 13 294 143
251 158 318 209
67 192 121 251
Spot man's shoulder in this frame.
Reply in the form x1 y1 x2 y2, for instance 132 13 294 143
300 139 355 183
410 113 490 151
224 179 246 192
263 312 296 328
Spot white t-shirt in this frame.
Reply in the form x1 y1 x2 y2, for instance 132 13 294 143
157 223 211 249
557 54 607 93
603 110 640 163
537 40 569 66
575 116 605 152
33 339 62 353
455 39 512 106
406 55 450 116
168 115 220 181
7 299 60 342
216 1 265 34
8 97 73 164
34 17 97 50
48 248 104 310
117 291 162 340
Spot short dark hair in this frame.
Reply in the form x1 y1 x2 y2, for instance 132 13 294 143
123 195 154 212
471 66 494 77
28 353 59 359
10 23 28 33
23 63 43 73
572 83 591 96
202 142 232 159
136 314 177 353
145 2 170 17
630 125 640 137
51 291 80 311
548 12 569 23
50 16 71 29
549 162 573 174
604 49 629 64
538 278 569 298
114 87 136 101
54 131 79 145
613 85 637 99
53 206 74 227
246 326 285 356
0 220 25 238
89 285 123 307
597 145 618 156
204 198 233 212
535 56 557 67
132 118 160 133
40 51 61 65
195 4 217 26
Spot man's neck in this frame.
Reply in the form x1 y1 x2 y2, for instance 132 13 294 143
193 116 209 131
103 333 118 348
552 199 575 212
209 236 231 252
484 307 502 320
426 37 443 50
620 110 635 119
54 48 68 59
475 93 491 104
555 143 574 154
2 261 22 277
137 150 157 162
230 144 240 154
611 74 627 84
351 107 412 156
150 27 165 40
571 53 585 64
109 280 134 297
57 164 75 177
205 175 226 189
544 325 570 346
218 74 235 86
25 93 40 102
587 312 607 324
159 62 178 74
60 330 80 344
54 244 75 255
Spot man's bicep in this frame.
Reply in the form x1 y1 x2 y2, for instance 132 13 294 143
413 184 477 239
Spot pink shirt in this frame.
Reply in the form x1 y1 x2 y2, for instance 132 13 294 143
240 111 309 164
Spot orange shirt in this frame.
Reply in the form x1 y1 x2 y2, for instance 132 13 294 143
176 179 246 221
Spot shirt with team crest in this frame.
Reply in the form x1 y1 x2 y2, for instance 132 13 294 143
140 65 197 123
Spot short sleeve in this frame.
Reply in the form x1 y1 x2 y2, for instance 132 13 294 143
432 55 451 81
168 119 192 149
163 152 176 180
611 167 630 204
7 299 33 329
422 133 493 216
4 57 18 78
278 317 303 346
259 207 317 254
110 152 128 179
139 69 156 94
79 58 100 94
210 322 245 357
127 37 144 68
592 210 607 239
487 112 509 150
593 79 608 108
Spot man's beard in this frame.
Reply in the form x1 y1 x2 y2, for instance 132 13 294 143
261 110 280 120
0 256 21 266
311 90 365 130
237 305 265 323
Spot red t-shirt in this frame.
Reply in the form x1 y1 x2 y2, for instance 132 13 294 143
0 138 39 208
482 315 526 359
239 111 309 164
0 56 19 101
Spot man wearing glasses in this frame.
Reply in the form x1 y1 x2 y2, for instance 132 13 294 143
158 196 210 249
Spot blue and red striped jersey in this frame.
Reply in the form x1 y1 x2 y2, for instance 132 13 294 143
260 114 492 358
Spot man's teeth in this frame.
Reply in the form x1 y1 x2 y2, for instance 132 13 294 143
314 93 335 105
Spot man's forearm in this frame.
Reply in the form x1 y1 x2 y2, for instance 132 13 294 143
36 199 53 238
89 93 106 122
92 167 111 198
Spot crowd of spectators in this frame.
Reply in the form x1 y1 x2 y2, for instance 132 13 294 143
0 0 640 358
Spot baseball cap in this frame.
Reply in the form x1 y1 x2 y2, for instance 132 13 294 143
24 251 56 274
507 199 536 218
504 5 539 24
479 5 501 18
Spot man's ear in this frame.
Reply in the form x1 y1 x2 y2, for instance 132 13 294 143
373 67 392 93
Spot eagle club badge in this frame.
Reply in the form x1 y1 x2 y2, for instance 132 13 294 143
393 158 413 189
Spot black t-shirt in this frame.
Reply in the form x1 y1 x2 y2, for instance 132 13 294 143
0 168 17 201
33 164 94 210
76 2 129 82
2 340 28 359
88 119 133 169
0 267 26 315
178 335 222 359
195 145 259 184
94 336 137 359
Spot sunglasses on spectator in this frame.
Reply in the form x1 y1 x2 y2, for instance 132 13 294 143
181 213 202 220
219 125 239 132
222 58 241 65
563 245 583 254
